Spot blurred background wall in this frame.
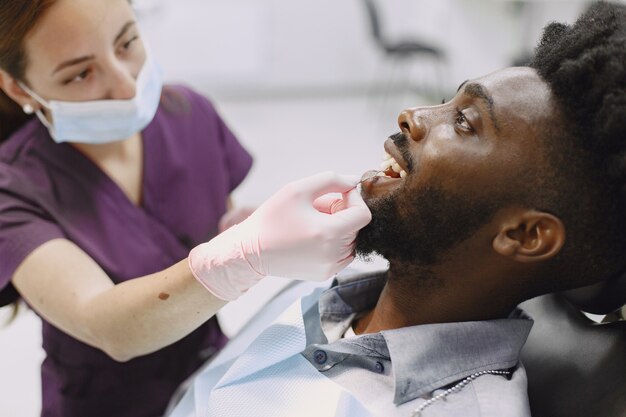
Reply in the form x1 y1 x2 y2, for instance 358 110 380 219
0 1 596 415
135 0 584 99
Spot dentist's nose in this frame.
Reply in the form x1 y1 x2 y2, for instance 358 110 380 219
398 109 427 142
108 64 137 100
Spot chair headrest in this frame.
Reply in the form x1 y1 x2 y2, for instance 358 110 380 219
561 271 626 314
520 293 626 417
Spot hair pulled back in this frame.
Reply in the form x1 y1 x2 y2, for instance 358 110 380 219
0 1 56 141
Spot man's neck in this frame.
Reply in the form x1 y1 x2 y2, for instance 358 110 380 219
354 260 518 335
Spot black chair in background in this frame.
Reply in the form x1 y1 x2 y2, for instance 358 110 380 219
362 0 447 101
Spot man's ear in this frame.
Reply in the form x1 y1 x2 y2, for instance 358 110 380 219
0 69 36 110
492 210 565 263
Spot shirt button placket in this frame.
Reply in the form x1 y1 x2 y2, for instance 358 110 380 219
313 349 328 365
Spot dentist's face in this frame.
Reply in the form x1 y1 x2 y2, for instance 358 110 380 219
22 0 145 102
356 67 555 266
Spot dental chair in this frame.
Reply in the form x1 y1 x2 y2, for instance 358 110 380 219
520 274 626 417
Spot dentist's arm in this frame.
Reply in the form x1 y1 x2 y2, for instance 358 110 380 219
12 172 371 361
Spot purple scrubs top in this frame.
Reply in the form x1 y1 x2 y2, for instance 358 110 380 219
0 85 253 417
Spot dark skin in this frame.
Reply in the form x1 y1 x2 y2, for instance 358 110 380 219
355 67 566 335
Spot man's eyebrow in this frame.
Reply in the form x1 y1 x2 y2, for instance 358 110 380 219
51 21 136 76
457 80 468 92
461 82 500 132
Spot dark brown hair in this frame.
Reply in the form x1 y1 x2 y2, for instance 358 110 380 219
0 1 57 320
0 1 57 142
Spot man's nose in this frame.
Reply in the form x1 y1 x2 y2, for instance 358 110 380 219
397 109 427 142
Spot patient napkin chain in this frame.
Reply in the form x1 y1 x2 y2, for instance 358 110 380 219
411 369 512 416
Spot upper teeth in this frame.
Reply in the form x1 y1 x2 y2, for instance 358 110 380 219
381 152 408 178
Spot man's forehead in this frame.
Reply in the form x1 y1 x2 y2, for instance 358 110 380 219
467 67 554 125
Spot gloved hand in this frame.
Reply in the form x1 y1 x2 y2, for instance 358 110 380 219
218 206 257 233
188 172 372 301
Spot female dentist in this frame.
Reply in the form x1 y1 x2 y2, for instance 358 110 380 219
0 1 371 416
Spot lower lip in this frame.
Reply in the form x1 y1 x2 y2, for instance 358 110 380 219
360 170 403 198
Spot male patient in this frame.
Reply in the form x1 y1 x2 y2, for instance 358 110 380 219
170 3 626 416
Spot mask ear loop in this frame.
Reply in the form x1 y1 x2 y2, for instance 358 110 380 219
17 81 54 131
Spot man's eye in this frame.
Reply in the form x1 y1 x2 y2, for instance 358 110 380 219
455 110 473 131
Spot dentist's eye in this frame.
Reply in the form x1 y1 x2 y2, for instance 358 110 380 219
455 109 473 132
65 69 91 84
123 36 139 50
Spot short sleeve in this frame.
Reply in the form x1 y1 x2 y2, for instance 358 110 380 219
185 87 253 192
0 167 65 306
215 108 253 192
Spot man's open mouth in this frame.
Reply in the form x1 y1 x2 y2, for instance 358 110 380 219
379 136 410 178
359 138 410 197
380 151 408 179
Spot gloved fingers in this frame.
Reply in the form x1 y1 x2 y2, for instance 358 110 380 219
335 254 356 272
324 188 372 232
342 187 370 212
291 171 360 201
312 185 369 216
316 254 355 281
336 247 356 264
313 194 346 214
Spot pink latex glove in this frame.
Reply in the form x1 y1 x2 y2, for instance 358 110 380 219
218 207 257 233
188 172 372 301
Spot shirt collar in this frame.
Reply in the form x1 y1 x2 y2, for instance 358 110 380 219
316 269 533 405
318 269 386 342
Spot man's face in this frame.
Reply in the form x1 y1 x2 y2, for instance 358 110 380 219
356 67 555 266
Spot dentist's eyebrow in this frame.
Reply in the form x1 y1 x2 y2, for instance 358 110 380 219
52 56 95 75
51 21 136 76
114 21 136 44
462 82 501 133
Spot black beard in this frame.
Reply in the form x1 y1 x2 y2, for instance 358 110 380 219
355 182 504 268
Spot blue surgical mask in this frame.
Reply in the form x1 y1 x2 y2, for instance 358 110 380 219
19 52 163 144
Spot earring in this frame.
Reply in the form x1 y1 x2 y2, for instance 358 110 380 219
22 103 35 114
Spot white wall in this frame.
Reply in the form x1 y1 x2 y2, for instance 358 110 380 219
136 0 588 98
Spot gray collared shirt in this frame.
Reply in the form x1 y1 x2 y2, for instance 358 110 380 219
300 269 534 417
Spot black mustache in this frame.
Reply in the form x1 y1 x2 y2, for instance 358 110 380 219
390 132 407 145
389 132 414 172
